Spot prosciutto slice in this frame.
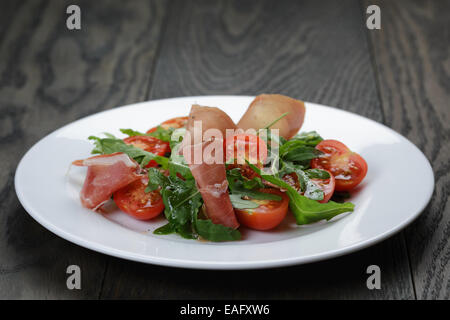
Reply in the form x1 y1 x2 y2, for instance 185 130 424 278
237 94 306 140
182 105 239 229
182 141 239 229
72 153 142 210
186 104 237 139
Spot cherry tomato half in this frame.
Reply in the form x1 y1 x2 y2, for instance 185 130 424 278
224 133 268 180
311 139 367 191
235 189 289 231
113 178 164 220
123 136 169 168
146 116 188 133
224 133 268 165
311 172 335 203
282 169 335 203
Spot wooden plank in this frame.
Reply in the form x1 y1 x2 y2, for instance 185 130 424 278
101 0 415 299
365 0 450 299
0 0 168 298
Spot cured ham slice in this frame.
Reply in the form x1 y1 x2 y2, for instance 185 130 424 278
182 140 239 229
181 104 239 229
237 94 306 140
72 153 142 210
186 104 237 140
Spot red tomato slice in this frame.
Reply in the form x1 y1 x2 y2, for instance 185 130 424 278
146 116 188 133
311 139 367 191
123 136 169 168
311 172 335 203
282 170 335 203
224 133 268 165
224 133 268 179
235 189 289 231
113 178 164 220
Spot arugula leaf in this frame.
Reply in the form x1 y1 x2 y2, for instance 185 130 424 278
88 135 169 168
282 145 322 162
280 161 324 201
146 168 168 192
119 128 147 137
162 177 201 228
229 194 260 209
194 214 241 242
247 162 354 225
120 126 174 142
168 133 192 179
153 223 175 235
305 169 331 179
149 172 241 241
147 126 174 142
290 131 323 146
226 168 282 201
278 131 323 167
242 176 264 189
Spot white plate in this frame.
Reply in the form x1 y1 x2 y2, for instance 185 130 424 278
15 96 434 269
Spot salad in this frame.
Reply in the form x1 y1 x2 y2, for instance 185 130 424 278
73 94 368 242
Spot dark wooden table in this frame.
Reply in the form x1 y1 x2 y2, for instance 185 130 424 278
0 0 448 299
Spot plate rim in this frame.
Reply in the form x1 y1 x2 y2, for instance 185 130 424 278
14 95 435 270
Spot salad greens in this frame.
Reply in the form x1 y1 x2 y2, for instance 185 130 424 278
148 168 241 241
88 135 169 168
120 126 174 142
247 162 354 225
87 123 355 241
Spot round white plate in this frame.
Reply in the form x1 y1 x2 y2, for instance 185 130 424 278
15 96 434 269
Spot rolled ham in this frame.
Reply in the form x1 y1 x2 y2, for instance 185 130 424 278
182 140 239 229
72 153 142 210
186 104 237 139
182 104 239 229
237 94 306 140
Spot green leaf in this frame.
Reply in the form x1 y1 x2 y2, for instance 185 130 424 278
226 168 282 201
119 128 147 137
287 188 354 225
290 131 323 146
148 126 174 142
88 136 103 154
146 168 168 192
280 161 324 201
247 162 354 225
120 126 174 142
242 176 264 189
279 131 323 165
88 135 169 168
154 176 202 239
169 128 185 150
194 218 241 242
162 177 202 227
153 223 175 235
229 194 260 209
168 136 192 179
282 145 322 162
305 169 331 179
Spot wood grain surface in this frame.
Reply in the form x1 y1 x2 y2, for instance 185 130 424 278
0 0 447 299
0 0 168 298
365 0 450 299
